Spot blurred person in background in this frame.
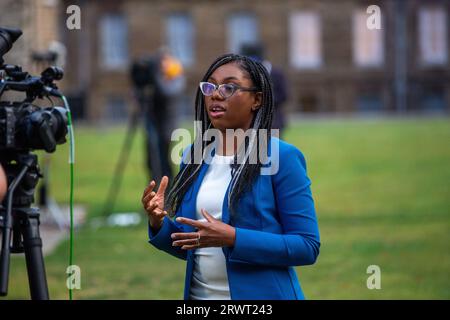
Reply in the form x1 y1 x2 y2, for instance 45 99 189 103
132 48 186 182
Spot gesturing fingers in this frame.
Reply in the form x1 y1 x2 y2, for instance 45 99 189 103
175 217 205 229
144 202 158 214
171 232 200 240
171 232 201 250
142 191 156 206
151 209 168 220
142 181 156 204
142 181 155 198
200 208 216 223
156 176 169 196
172 237 199 247
155 210 168 219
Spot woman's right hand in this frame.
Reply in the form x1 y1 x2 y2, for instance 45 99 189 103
142 176 169 230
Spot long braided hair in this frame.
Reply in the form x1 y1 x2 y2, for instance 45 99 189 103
166 53 274 219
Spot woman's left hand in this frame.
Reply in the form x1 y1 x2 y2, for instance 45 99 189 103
171 209 236 250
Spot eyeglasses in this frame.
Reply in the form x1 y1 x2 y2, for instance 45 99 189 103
199 81 258 99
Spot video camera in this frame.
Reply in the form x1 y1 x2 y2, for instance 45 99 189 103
0 26 69 299
0 27 68 153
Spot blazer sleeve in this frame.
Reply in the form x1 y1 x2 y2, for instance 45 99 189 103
148 216 187 261
227 144 320 267
147 145 192 261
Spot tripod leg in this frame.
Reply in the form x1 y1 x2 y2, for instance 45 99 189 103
0 163 29 296
0 224 12 296
20 210 49 300
101 108 140 217
145 120 163 181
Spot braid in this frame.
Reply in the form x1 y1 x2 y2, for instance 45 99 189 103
167 53 274 219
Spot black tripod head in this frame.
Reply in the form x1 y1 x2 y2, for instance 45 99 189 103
0 152 41 207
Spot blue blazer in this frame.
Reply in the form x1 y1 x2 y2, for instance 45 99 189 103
148 137 320 299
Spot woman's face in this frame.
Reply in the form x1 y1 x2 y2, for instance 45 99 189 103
204 62 262 133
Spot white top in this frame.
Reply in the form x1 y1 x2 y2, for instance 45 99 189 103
189 153 234 300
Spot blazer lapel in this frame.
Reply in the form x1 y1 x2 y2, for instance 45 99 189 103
182 161 209 232
221 182 231 225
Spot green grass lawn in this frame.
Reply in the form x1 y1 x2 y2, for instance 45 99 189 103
3 117 450 299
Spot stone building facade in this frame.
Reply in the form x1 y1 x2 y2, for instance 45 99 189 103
1 0 61 72
2 0 449 121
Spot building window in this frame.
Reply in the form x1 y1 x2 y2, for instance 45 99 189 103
357 92 383 112
99 14 128 70
298 93 320 112
104 96 128 122
352 9 384 67
418 7 448 66
420 87 446 111
166 13 195 67
289 12 322 69
227 13 259 54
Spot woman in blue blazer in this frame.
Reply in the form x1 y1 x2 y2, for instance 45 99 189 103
142 54 320 300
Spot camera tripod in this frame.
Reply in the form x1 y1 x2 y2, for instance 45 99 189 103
0 152 49 299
